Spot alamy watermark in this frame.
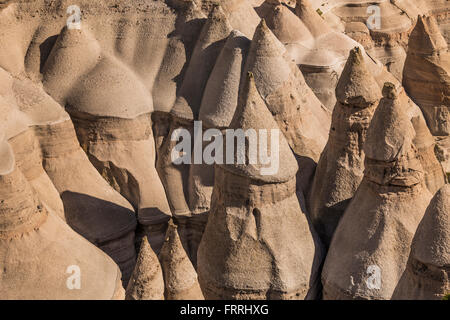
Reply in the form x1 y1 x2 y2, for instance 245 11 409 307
367 5 381 30
171 121 280 176
66 265 81 290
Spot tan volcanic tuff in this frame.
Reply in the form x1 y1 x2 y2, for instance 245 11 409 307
196 0 261 38
394 184 450 299
159 221 204 300
180 30 251 267
126 237 165 300
0 137 124 299
322 83 433 300
197 73 323 300
0 71 64 218
243 19 331 200
43 25 171 255
255 0 400 112
392 184 450 300
309 47 382 248
0 67 138 285
254 0 358 110
156 5 233 264
403 15 450 175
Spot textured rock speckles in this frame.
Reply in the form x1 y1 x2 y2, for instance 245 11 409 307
393 184 450 300
403 15 450 174
126 237 165 300
322 84 433 300
309 47 382 248
197 73 323 300
159 221 204 300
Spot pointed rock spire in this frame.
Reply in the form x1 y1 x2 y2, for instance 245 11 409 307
220 72 299 183
199 30 251 128
364 83 416 163
245 18 330 160
408 15 448 56
126 237 165 300
393 184 450 299
309 47 381 247
198 72 323 299
171 4 233 120
255 0 312 44
244 19 290 99
403 15 450 175
294 0 332 37
322 83 432 300
42 26 101 105
336 47 382 107
159 221 204 300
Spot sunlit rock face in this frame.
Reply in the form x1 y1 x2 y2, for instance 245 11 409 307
322 84 433 300
403 15 450 175
0 0 449 301
393 184 450 300
307 0 450 81
197 73 324 300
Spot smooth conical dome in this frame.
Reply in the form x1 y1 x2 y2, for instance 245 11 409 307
199 30 250 128
159 221 204 300
294 0 332 37
220 72 298 183
413 184 450 267
126 237 165 300
244 19 291 99
364 83 416 162
408 15 448 55
42 26 102 104
392 184 450 300
256 0 312 44
336 47 382 107
171 4 233 120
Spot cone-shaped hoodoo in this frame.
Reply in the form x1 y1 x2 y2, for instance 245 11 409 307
322 83 433 299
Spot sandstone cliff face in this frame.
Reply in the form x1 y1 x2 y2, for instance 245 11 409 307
197 73 323 300
322 84 433 300
309 47 381 248
393 184 450 300
403 15 450 175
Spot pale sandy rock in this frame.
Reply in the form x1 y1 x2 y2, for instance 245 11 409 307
197 73 323 300
322 84 433 300
244 19 331 199
0 156 125 299
126 237 165 300
159 221 204 300
392 184 450 300
403 15 450 174
171 4 233 120
34 119 137 285
43 22 172 255
309 47 382 247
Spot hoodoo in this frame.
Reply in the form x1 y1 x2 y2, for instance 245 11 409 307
393 184 450 300
322 83 433 300
0 133 125 299
403 15 450 176
309 47 382 247
197 72 323 300
244 19 331 197
126 237 165 300
159 221 204 300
